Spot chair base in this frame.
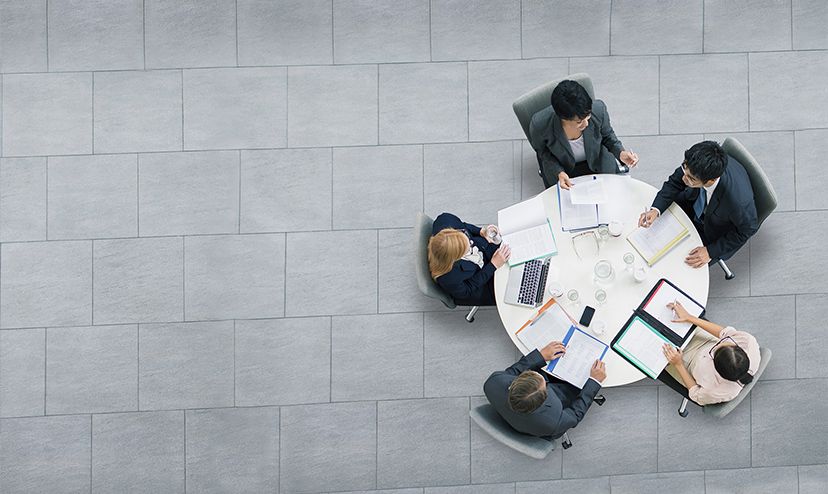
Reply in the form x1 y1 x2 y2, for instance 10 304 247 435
594 394 606 406
718 259 735 280
465 306 479 323
678 398 690 417
561 432 572 449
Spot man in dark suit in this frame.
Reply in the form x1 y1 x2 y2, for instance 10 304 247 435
484 341 606 439
639 141 758 267
529 80 638 189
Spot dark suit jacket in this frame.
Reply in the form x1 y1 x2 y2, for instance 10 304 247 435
651 156 758 261
432 213 498 306
528 99 625 187
483 350 602 439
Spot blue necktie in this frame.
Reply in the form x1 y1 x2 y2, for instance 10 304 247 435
693 188 707 220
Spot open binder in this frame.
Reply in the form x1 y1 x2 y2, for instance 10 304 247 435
611 278 706 379
626 204 690 266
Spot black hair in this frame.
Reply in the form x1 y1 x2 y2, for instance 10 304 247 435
684 141 728 183
713 345 754 385
550 80 592 121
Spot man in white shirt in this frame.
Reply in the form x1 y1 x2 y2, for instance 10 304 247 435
638 141 758 267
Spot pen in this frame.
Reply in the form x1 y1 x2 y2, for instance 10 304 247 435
642 206 650 227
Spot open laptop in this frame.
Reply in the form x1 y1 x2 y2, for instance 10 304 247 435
504 258 551 308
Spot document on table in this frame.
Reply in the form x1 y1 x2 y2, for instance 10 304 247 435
627 206 690 266
498 195 557 266
641 280 705 339
558 176 600 231
613 316 672 379
568 178 607 204
516 303 575 352
546 326 608 388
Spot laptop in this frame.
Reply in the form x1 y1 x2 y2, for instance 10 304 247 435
504 258 551 308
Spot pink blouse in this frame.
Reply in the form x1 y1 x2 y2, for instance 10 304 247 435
688 326 761 405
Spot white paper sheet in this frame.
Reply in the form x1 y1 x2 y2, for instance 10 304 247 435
548 328 608 388
614 317 671 378
516 303 574 351
642 281 705 338
568 178 607 204
627 208 689 263
502 223 557 266
558 177 599 231
497 195 547 236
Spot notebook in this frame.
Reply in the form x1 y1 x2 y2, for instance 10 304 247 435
515 299 576 351
557 175 628 231
545 326 609 388
626 204 690 266
497 195 557 266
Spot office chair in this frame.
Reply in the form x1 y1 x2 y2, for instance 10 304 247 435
677 347 772 418
715 137 778 280
414 212 479 323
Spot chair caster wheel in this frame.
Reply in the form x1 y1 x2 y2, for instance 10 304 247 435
562 439 572 449
466 317 474 323
594 395 606 406
678 409 689 418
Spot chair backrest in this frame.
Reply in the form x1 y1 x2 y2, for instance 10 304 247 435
512 73 595 141
704 347 773 418
721 137 778 227
469 404 556 459
413 212 456 309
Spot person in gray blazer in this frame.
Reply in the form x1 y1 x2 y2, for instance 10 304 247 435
529 80 639 189
484 341 606 439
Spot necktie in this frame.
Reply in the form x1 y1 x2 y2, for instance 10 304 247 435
693 188 707 220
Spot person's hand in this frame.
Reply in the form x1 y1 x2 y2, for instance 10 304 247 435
620 150 639 168
540 341 566 361
638 208 659 228
589 360 606 382
491 244 511 268
667 300 691 323
685 246 710 268
557 171 573 190
662 344 683 366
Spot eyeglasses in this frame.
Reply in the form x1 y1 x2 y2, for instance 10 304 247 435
571 230 599 260
709 336 739 358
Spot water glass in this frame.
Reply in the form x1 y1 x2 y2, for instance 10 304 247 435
486 225 502 244
596 225 610 244
623 252 635 273
594 288 607 305
593 259 615 286
566 289 580 308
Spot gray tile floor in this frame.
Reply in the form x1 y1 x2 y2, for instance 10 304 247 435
0 1 827 493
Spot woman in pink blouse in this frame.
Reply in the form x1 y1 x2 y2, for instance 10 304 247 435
661 301 761 405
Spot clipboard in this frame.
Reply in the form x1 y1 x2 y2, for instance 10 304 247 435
610 278 706 378
545 325 609 388
514 298 577 353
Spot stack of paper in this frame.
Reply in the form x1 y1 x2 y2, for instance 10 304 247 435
626 206 690 266
558 176 600 231
515 303 574 351
641 280 705 339
497 195 557 266
546 326 609 388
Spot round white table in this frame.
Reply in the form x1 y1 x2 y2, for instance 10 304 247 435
494 175 709 387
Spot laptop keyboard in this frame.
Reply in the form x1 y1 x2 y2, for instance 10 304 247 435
517 259 550 306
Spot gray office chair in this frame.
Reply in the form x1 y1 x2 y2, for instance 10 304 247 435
414 212 479 323
678 347 772 418
715 137 778 280
512 73 595 141
469 404 564 458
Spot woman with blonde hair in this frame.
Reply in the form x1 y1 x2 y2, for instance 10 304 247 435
428 212 511 306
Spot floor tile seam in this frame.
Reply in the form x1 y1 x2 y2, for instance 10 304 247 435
5 46 828 78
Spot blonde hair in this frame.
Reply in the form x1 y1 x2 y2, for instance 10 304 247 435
428 228 468 279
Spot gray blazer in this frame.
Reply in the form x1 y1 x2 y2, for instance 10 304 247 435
528 99 625 187
483 349 602 439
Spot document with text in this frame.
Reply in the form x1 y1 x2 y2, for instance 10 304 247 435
627 206 690 266
516 302 575 352
641 280 705 339
613 316 672 379
546 326 608 388
498 195 557 266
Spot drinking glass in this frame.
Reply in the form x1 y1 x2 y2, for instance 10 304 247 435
596 225 610 245
594 288 607 306
593 259 615 286
623 252 635 273
566 289 580 309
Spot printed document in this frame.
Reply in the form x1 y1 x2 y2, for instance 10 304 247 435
642 280 705 339
498 195 557 266
558 176 600 231
516 303 574 352
627 207 689 265
546 326 608 388
613 316 672 379
568 177 607 204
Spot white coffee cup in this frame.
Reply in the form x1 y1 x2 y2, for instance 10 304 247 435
634 266 649 283
591 319 606 335
608 221 623 237
547 281 564 298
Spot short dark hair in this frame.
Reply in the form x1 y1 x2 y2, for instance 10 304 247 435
550 80 592 120
508 371 547 414
684 141 728 183
713 345 753 385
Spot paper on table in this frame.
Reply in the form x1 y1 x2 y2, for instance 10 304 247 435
547 327 608 388
568 178 607 204
627 208 689 264
614 316 672 379
516 303 574 351
642 280 705 338
558 177 599 231
596 177 627 224
498 195 547 236
502 223 557 266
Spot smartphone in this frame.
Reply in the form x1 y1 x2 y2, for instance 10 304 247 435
579 305 596 327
